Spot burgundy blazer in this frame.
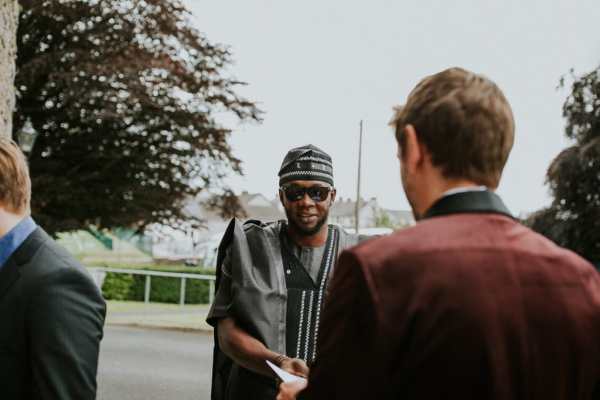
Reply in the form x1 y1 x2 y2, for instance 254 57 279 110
303 191 600 400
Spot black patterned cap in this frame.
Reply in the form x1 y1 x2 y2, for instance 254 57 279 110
278 144 334 186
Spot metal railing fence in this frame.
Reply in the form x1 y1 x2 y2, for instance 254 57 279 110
87 267 216 305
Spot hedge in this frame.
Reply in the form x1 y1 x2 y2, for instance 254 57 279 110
101 272 212 304
102 273 136 301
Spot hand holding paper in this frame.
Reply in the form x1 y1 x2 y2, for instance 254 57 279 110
266 360 307 383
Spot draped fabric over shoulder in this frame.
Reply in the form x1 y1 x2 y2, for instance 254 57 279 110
207 218 363 400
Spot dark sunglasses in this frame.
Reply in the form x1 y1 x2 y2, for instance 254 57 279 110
280 185 333 202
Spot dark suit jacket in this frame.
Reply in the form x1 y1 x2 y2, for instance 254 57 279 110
303 191 600 400
0 228 106 399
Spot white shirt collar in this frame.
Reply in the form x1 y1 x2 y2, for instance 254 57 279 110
441 185 488 198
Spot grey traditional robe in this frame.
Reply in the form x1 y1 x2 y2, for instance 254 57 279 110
207 218 363 400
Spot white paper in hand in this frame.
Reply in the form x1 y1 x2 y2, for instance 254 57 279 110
266 360 308 384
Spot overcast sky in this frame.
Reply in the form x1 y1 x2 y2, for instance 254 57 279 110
184 0 600 215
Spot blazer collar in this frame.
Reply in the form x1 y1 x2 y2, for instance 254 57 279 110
423 190 513 220
0 228 48 301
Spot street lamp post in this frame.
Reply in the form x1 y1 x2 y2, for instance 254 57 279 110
16 119 38 158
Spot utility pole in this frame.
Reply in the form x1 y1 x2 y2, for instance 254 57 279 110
354 120 363 234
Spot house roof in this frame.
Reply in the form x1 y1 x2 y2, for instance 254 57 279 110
384 209 415 226
238 192 285 222
384 209 414 221
183 192 284 224
330 198 376 218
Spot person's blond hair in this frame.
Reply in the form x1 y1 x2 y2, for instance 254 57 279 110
390 67 515 188
0 138 31 214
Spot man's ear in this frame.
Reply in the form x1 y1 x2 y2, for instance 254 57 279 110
330 188 336 205
278 190 285 207
403 124 423 174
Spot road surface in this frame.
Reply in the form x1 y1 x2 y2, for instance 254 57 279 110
98 326 213 400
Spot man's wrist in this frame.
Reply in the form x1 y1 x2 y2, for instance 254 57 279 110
273 354 290 367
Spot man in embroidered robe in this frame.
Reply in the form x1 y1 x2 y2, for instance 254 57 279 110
206 144 365 400
278 68 600 399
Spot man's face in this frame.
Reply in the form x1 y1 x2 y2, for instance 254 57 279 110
279 180 336 236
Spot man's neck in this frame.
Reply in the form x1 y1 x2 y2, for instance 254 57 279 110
286 224 329 247
0 209 27 238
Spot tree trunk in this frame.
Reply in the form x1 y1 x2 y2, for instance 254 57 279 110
0 0 19 139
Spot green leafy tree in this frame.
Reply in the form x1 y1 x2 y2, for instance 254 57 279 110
13 0 261 235
527 67 600 262
374 210 393 229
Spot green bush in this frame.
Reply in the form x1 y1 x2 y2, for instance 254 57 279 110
102 273 135 301
185 279 211 303
101 272 212 304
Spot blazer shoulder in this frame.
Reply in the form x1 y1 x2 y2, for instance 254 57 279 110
350 223 430 258
353 213 523 260
520 226 598 275
22 235 97 290
346 221 457 280
35 238 83 270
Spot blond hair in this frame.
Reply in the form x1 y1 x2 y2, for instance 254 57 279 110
390 67 515 188
0 138 31 213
